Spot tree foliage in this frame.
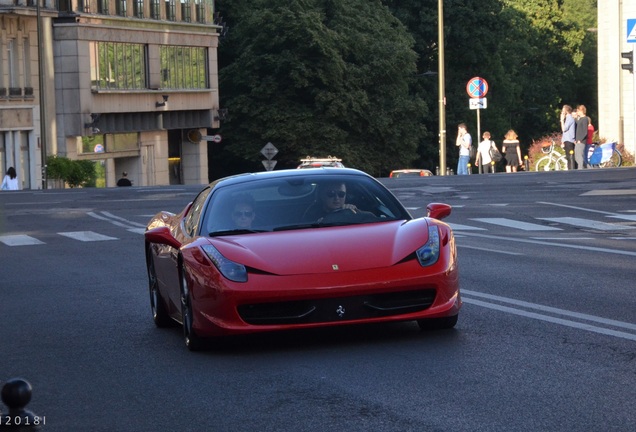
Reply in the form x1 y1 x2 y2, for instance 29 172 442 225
213 0 597 178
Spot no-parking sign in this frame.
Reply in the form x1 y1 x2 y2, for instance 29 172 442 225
466 77 489 98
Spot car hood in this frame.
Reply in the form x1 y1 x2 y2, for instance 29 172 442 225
208 219 430 275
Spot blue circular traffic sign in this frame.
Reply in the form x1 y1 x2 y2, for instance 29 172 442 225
466 77 489 98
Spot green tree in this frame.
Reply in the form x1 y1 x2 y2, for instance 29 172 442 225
216 0 426 177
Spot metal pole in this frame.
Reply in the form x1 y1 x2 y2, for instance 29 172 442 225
37 0 47 189
633 44 636 156
438 0 446 176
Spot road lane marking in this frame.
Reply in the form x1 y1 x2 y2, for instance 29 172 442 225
462 289 636 331
537 201 618 215
580 189 636 196
457 245 523 255
471 218 561 231
0 235 45 246
458 231 636 257
449 223 487 231
537 217 634 231
462 297 636 341
607 214 636 221
100 211 147 227
58 231 118 242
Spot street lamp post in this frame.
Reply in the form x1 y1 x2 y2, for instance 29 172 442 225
438 0 447 175
37 0 47 189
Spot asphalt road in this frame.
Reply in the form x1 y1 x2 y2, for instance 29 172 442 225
1 168 635 431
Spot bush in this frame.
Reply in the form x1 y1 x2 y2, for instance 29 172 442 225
46 156 97 188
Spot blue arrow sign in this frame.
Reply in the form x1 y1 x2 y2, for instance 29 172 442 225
628 19 636 43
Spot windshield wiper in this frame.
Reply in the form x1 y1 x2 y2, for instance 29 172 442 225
209 229 267 237
272 223 321 232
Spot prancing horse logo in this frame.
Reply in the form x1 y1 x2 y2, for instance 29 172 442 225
336 305 345 318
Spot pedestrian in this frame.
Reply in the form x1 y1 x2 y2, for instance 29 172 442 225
475 131 494 173
1 166 19 190
584 115 595 167
455 123 472 175
117 171 132 187
560 105 576 170
502 129 523 173
574 105 589 169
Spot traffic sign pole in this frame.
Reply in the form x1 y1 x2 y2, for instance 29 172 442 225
628 20 636 156
466 78 489 173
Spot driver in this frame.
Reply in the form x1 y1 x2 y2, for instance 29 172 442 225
303 181 359 222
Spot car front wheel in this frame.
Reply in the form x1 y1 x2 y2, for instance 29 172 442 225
147 252 172 328
180 262 205 351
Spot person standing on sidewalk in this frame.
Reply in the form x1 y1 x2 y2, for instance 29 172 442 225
574 105 589 169
456 123 472 175
560 105 576 170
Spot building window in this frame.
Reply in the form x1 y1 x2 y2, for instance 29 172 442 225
133 0 144 18
150 0 161 19
180 0 191 23
160 46 208 89
194 0 205 23
90 42 147 90
97 0 109 14
0 39 4 93
116 0 127 16
165 0 176 21
23 37 32 95
7 39 18 89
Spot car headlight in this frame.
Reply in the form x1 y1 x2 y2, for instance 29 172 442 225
416 225 440 267
201 244 248 282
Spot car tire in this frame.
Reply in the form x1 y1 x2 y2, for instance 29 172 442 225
417 314 458 331
147 252 173 328
180 262 205 351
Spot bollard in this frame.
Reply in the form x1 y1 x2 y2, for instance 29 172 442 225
524 155 529 172
568 150 574 170
465 164 470 175
435 166 440 176
1 378 44 430
450 169 454 175
446 167 451 176
491 161 496 173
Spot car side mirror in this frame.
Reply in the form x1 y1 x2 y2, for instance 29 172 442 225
426 203 452 220
145 226 181 250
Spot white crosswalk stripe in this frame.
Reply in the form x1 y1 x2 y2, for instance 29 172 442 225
0 235 45 246
537 217 635 231
471 218 561 231
58 231 118 242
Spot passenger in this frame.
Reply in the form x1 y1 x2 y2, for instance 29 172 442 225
231 194 256 229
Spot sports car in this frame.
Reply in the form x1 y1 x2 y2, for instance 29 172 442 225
145 168 460 350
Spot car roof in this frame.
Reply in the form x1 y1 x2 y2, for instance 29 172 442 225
209 167 372 189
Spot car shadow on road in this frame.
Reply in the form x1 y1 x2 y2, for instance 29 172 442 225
186 321 462 355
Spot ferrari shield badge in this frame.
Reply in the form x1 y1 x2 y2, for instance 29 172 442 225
336 305 346 318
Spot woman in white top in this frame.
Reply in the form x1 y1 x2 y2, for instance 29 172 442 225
475 131 495 173
1 167 19 190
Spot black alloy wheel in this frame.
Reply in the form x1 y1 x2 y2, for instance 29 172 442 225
147 251 172 328
180 262 204 351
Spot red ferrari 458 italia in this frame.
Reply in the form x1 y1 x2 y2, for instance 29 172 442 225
145 168 461 350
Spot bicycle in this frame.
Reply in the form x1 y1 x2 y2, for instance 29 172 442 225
586 142 621 168
534 140 568 171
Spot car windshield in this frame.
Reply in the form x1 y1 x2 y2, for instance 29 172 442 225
201 173 411 235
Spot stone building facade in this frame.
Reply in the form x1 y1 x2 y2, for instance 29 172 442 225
1 0 221 189
598 0 635 156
